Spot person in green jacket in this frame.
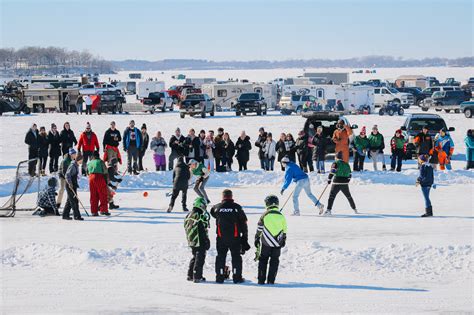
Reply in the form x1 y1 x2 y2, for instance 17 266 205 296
352 126 369 171
255 195 287 285
184 197 211 283
323 151 357 215
390 129 407 172
368 125 386 171
189 159 210 204
87 151 110 216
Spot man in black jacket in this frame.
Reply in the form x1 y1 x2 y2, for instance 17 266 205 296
48 123 61 174
24 123 39 176
184 129 201 164
103 121 122 163
255 127 267 170
169 128 186 170
60 122 77 156
210 189 250 284
168 156 191 212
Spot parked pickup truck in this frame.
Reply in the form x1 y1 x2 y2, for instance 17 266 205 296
374 87 414 108
460 101 474 118
80 83 122 95
439 78 461 87
98 90 125 114
420 90 471 113
168 85 201 103
179 93 215 118
235 93 268 116
142 92 173 112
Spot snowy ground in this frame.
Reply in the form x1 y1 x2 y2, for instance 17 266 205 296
1 105 473 313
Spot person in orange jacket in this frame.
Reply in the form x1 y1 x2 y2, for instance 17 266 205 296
77 122 99 175
332 119 353 163
434 128 454 170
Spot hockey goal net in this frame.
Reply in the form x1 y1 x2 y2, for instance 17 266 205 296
0 159 41 217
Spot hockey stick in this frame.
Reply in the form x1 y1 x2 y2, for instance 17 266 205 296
317 183 330 215
280 188 294 212
67 183 90 217
166 181 196 197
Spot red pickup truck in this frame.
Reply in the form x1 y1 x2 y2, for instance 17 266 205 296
167 85 202 102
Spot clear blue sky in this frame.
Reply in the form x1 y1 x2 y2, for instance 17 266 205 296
1 0 472 61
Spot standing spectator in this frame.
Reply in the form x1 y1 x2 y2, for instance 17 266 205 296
368 125 386 171
285 133 297 162
255 127 267 170
276 133 288 171
168 156 190 213
434 128 454 171
197 130 206 163
57 148 74 208
222 132 235 171
306 124 316 172
235 131 252 171
202 133 215 171
84 95 93 115
312 126 327 174
38 126 49 176
77 122 100 176
48 123 61 174
262 132 276 171
390 129 407 172
465 129 474 170
295 130 310 173
24 123 39 177
63 152 84 221
123 120 142 175
214 127 226 171
332 119 352 163
138 124 149 171
150 131 167 171
414 126 433 167
102 121 122 164
76 95 84 115
184 129 201 164
210 189 249 284
416 154 434 217
352 127 369 172
63 93 70 114
87 151 109 216
169 128 186 170
60 122 77 156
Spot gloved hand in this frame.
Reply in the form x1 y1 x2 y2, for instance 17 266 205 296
240 238 251 255
280 189 285 195
117 178 123 183
254 236 260 248
327 180 332 185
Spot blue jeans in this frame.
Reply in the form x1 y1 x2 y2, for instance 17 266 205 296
315 160 325 173
293 177 320 214
264 157 274 171
421 186 431 208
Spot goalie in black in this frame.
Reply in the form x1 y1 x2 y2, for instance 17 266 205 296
33 177 60 217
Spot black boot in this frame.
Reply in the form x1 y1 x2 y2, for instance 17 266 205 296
109 202 119 209
421 206 433 217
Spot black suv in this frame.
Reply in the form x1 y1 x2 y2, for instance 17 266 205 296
400 113 455 159
396 87 426 107
235 93 267 116
98 90 125 114
421 90 471 113
302 111 357 155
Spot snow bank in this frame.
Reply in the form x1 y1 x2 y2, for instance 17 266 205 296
2 242 471 281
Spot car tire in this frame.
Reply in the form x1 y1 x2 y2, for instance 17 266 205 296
435 108 442 112
210 106 215 116
23 107 31 114
180 113 185 119
388 109 395 116
454 109 460 114
201 111 206 118
422 107 429 112
464 109 472 118
379 109 384 116
398 108 404 115
236 111 241 116
444 109 451 113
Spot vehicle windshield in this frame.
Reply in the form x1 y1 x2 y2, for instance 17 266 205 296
409 118 447 132
389 88 399 93
186 94 205 100
432 91 445 98
149 92 161 98
239 93 260 101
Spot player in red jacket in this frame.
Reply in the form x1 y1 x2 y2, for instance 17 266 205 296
77 122 99 175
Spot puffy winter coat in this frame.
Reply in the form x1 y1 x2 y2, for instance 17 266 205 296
281 161 308 190
235 136 252 162
213 135 225 159
223 140 235 161
184 136 201 159
353 135 369 154
295 135 308 155
368 132 385 151
60 128 77 156
255 132 267 159
173 157 191 190
417 163 434 187
255 207 287 248
140 132 149 154
25 129 39 151
332 125 353 163
434 133 454 156
48 130 61 158
414 132 433 155
78 131 99 153
150 137 167 155
102 128 122 149
210 199 248 243
38 133 49 157
123 127 142 150
390 135 407 153
276 140 288 162
169 134 186 156
262 140 276 159
284 139 296 162
312 134 327 160
184 207 210 249
465 135 474 162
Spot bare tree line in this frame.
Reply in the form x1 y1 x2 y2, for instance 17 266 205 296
0 46 113 75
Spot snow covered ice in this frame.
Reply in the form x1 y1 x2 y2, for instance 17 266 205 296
1 81 473 313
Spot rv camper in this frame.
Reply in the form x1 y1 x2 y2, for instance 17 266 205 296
202 82 278 110
395 75 430 89
23 87 80 113
185 78 217 88
334 85 375 113
137 81 166 99
116 81 137 95
303 72 349 84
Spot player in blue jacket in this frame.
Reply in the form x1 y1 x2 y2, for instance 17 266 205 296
416 154 435 217
280 156 323 216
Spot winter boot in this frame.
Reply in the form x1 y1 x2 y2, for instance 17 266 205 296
193 277 206 283
133 169 140 175
216 275 225 284
187 276 193 281
182 207 189 212
92 213 99 217
233 276 245 284
353 208 359 214
62 217 72 220
100 212 111 216
291 212 300 216
382 164 387 171
74 217 84 221
324 209 332 216
109 202 119 209
421 206 433 217
258 279 265 285
167 205 173 213
316 202 324 212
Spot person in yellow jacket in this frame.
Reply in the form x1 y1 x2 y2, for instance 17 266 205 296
254 195 287 285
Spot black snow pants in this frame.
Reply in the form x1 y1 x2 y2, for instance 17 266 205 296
258 245 281 284
28 148 38 176
327 183 356 211
215 239 242 281
353 152 365 171
390 149 404 172
188 246 207 280
63 185 81 219
169 187 187 209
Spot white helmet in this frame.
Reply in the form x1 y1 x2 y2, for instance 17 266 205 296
281 156 290 164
